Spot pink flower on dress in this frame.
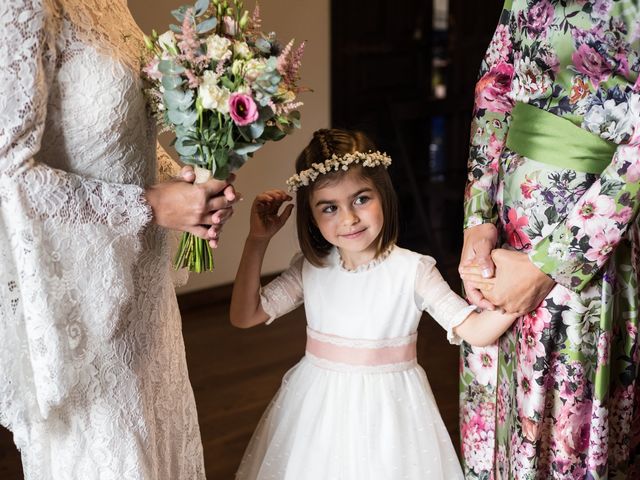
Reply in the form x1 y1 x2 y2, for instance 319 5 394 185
467 346 498 386
487 133 505 172
520 175 540 199
486 24 512 66
475 62 515 113
519 308 549 364
229 93 259 126
569 185 616 235
585 228 622 265
572 44 613 87
524 0 555 37
505 207 532 250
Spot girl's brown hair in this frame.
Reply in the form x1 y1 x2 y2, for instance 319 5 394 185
295 128 398 267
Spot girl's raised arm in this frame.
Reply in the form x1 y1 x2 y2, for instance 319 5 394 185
230 191 294 328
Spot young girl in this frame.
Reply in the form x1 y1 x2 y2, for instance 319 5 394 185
231 129 517 479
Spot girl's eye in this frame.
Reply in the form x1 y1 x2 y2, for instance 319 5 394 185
354 195 370 206
322 205 337 214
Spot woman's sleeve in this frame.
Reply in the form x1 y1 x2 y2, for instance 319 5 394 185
529 137 640 291
260 253 305 324
414 256 477 345
464 0 515 228
0 1 153 236
0 0 153 421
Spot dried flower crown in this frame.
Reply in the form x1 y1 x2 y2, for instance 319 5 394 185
286 151 392 192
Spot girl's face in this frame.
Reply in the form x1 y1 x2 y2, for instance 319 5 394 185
309 169 384 266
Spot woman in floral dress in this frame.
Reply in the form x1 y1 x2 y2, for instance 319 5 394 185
458 0 640 478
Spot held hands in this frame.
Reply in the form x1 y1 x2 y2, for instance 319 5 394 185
145 166 240 248
459 223 499 310
460 249 556 316
249 190 294 241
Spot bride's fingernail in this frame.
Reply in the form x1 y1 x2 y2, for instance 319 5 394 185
482 268 491 278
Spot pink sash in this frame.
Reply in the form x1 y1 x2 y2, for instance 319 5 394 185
305 327 417 372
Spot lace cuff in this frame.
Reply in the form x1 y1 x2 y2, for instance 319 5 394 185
260 253 304 324
414 255 475 345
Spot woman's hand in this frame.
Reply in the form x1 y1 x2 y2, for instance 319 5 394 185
249 190 294 241
459 223 499 310
145 166 239 246
460 248 556 316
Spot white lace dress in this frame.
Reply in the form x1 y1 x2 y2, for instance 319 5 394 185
0 1 204 478
236 246 474 480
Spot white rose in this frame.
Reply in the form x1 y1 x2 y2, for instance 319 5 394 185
206 34 232 61
198 72 230 113
158 31 177 53
233 41 252 60
244 58 266 81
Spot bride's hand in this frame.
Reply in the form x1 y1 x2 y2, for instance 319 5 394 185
145 168 239 242
459 223 498 310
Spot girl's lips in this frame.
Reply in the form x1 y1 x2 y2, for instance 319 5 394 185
340 228 366 239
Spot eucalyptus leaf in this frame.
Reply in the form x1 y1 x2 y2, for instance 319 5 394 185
214 163 230 180
289 110 301 128
228 152 247 171
159 60 185 75
162 75 183 91
164 89 194 110
214 148 229 167
248 120 265 139
233 142 263 155
194 0 210 16
169 24 182 33
174 137 198 156
255 38 271 53
196 17 217 33
167 108 198 126
171 7 187 23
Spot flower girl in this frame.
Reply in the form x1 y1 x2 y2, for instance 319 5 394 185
231 129 517 479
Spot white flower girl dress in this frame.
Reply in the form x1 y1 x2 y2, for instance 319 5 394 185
236 245 472 479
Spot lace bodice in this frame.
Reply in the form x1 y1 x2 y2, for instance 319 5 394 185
260 246 475 344
0 1 203 478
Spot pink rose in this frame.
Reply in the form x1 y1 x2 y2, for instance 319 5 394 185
572 44 613 87
524 0 554 37
229 93 259 126
474 62 514 113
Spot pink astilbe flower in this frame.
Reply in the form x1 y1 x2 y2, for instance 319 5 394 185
177 9 209 72
248 4 262 33
277 40 306 86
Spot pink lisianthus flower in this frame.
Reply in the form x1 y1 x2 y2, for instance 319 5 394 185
474 62 515 113
229 93 259 126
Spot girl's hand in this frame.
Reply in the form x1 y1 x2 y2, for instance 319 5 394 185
249 190 294 241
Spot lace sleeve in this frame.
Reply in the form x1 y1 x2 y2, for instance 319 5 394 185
0 0 152 422
414 256 477 345
0 1 152 234
260 252 305 325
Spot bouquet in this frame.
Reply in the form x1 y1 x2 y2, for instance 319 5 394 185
142 0 306 272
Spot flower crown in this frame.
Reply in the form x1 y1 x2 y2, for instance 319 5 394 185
286 151 392 192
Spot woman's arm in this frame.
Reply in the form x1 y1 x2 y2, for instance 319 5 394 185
230 190 294 328
461 1 516 308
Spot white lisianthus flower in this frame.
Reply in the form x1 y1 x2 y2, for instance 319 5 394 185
231 59 245 77
244 58 266 81
206 34 232 61
234 41 252 59
198 71 230 113
158 30 177 54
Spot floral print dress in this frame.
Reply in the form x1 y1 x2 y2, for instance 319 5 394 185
460 0 640 479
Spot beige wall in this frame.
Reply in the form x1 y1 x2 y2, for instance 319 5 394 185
128 0 330 292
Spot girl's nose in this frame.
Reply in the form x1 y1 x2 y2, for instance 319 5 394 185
341 209 359 226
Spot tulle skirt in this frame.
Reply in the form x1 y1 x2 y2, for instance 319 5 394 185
235 356 463 479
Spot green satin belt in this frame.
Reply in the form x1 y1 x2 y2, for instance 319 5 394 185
505 101 616 174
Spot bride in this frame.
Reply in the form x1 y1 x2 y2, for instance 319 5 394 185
0 0 235 478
